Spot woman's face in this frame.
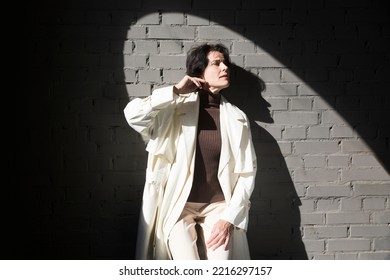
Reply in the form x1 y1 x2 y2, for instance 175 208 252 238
201 51 229 93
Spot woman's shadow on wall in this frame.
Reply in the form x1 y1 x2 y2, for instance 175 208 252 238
223 64 308 259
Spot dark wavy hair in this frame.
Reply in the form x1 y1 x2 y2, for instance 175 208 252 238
186 43 231 78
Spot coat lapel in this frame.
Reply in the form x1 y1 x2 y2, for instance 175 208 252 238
219 96 246 176
177 93 199 174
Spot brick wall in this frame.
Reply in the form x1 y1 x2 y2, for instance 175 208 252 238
20 0 389 259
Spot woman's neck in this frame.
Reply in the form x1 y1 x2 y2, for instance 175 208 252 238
198 89 221 108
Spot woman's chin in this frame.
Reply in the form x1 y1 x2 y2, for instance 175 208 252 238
208 82 230 92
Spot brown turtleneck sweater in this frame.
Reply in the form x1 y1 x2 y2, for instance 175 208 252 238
187 90 225 203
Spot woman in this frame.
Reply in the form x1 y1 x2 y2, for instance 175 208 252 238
124 43 257 260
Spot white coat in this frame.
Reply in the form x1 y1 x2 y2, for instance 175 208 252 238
124 86 257 260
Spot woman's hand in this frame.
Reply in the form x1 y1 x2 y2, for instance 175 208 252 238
206 219 234 251
173 75 207 95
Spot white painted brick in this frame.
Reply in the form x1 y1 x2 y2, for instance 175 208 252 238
322 110 347 125
285 156 303 168
359 252 390 260
160 41 182 54
123 55 147 68
350 225 390 237
264 98 288 110
354 184 390 196
281 68 304 82
352 155 381 167
123 41 133 54
123 69 136 83
304 155 326 168
198 26 245 40
138 69 161 83
295 168 338 182
335 253 358 260
126 27 147 39
291 98 312 110
262 125 283 139
277 141 293 155
373 211 390 223
299 199 316 213
232 41 256 54
187 13 210 25
303 240 325 252
162 69 186 83
246 54 285 67
340 198 362 211
328 155 350 167
331 126 354 138
304 226 348 239
342 168 390 182
317 199 340 212
327 212 369 224
313 96 335 109
162 12 184 25
134 41 158 54
295 141 339 154
301 213 325 225
148 26 195 39
258 69 281 82
149 55 186 69
230 55 244 67
311 254 335 260
284 127 306 139
295 184 307 197
125 84 151 97
363 197 386 210
373 238 390 250
341 140 371 152
328 239 371 252
263 83 298 97
307 186 350 197
299 83 343 96
308 126 331 139
274 112 318 125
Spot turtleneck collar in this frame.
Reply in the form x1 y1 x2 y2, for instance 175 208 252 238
198 89 221 108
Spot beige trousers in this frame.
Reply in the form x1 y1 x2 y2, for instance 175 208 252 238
168 201 232 260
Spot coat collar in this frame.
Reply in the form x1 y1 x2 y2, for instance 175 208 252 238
153 91 254 176
218 97 256 175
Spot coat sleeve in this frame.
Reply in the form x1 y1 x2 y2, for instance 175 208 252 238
220 171 256 231
220 116 257 231
123 86 176 142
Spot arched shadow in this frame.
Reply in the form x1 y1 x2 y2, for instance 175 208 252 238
224 64 307 259
19 0 389 260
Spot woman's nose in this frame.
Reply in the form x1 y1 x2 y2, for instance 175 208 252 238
220 62 228 70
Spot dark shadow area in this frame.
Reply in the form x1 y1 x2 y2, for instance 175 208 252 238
13 0 388 259
224 64 307 259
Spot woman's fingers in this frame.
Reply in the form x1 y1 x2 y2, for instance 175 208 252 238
174 76 208 94
188 77 206 89
223 234 230 250
206 220 233 251
188 77 201 89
